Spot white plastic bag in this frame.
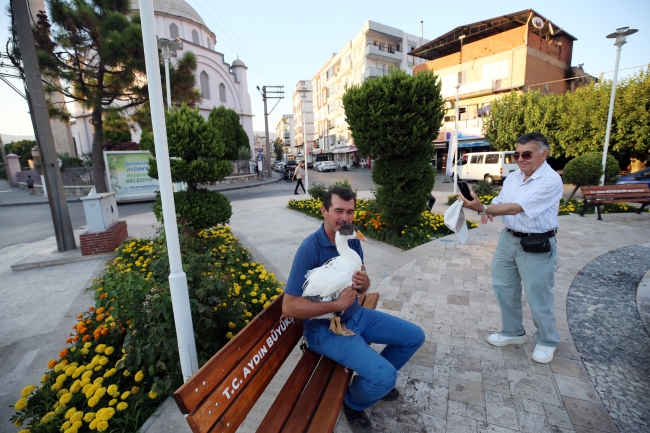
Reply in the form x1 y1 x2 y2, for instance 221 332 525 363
444 200 469 244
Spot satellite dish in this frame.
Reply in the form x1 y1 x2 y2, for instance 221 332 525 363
531 17 544 29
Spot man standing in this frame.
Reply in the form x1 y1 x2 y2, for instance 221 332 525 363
283 187 424 432
459 133 562 364
26 175 35 195
293 161 306 195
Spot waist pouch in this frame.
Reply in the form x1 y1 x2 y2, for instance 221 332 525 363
520 234 551 253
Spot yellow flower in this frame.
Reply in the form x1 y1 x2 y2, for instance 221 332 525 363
13 419 22 427
120 391 131 399
228 322 236 329
104 347 114 355
148 390 158 399
40 411 57 424
59 392 73 405
117 402 128 410
96 420 109 432
88 396 100 407
226 332 233 338
109 399 117 406
96 407 115 421
131 386 140 394
20 385 36 397
123 370 131 377
107 384 119 397
134 371 144 383
14 397 28 411
84 412 96 422
70 411 83 423
61 420 72 430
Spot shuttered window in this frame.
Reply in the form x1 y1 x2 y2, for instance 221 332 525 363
200 72 210 99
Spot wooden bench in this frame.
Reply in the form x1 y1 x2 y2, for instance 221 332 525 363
173 292 380 433
580 185 650 220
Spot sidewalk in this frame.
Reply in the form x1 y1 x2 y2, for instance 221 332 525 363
2 192 649 432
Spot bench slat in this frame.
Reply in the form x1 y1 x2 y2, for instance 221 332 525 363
583 193 650 200
580 185 650 193
307 363 352 433
255 350 321 432
188 316 302 433
583 198 650 204
282 357 337 432
174 295 289 414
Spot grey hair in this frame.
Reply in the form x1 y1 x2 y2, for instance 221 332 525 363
516 132 550 153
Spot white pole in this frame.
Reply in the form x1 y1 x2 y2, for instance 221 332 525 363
453 82 460 196
139 0 198 381
303 96 309 196
164 58 172 111
600 45 623 186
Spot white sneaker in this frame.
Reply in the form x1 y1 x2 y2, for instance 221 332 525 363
532 345 556 363
487 332 527 347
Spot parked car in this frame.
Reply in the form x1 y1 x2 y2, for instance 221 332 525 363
274 162 286 172
313 161 325 171
307 161 314 169
452 151 518 185
318 161 337 172
616 167 650 186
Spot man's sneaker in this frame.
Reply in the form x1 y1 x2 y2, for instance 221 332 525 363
487 332 527 347
532 345 556 364
343 401 373 433
380 388 399 401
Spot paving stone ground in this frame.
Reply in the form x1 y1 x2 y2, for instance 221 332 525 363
567 243 650 432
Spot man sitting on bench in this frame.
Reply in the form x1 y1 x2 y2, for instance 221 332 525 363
282 187 425 433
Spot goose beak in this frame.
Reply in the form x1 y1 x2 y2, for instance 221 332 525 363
356 230 367 242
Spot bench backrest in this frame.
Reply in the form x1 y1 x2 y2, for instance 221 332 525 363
173 294 303 433
580 185 650 201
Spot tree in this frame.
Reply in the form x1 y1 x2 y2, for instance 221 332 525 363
21 0 148 193
103 110 132 144
343 68 444 234
273 137 284 161
562 152 620 199
140 104 232 193
4 140 36 167
207 106 250 161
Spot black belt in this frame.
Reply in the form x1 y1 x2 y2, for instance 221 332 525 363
507 229 557 238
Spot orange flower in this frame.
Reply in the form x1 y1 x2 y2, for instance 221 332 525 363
96 314 105 322
79 327 87 334
59 349 69 358
66 337 73 344
96 307 105 315
72 335 79 342
99 293 107 299
86 320 92 325
101 328 109 336
89 306 95 312
48 360 57 369
77 313 83 319
82 335 91 342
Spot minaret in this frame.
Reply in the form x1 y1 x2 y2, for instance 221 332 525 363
27 0 77 157
231 59 254 157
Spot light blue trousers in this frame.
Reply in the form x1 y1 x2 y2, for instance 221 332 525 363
304 308 425 411
492 229 561 347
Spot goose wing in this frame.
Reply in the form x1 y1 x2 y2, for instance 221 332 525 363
302 257 360 299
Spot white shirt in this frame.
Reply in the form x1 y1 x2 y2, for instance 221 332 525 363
492 161 562 233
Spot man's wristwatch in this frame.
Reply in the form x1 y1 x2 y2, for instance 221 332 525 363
478 204 488 216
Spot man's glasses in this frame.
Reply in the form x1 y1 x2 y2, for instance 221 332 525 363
513 151 534 161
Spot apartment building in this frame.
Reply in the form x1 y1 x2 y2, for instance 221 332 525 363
275 115 295 161
311 21 428 168
292 81 314 163
409 9 587 171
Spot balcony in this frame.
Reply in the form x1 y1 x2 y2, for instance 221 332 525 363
363 67 391 80
365 43 402 63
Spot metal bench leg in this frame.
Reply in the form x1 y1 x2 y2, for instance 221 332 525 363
580 200 589 217
637 202 648 215
596 205 602 221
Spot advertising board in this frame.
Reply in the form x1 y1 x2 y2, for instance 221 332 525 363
103 151 159 201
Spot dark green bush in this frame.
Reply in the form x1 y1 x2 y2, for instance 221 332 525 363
562 152 619 186
308 183 327 201
57 152 83 169
153 189 232 230
330 179 353 190
472 180 500 197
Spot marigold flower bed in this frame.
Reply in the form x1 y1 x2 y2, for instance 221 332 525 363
10 225 283 433
287 198 478 250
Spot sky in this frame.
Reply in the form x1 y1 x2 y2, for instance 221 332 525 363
0 0 649 141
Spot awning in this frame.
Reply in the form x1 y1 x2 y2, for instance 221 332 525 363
458 140 489 148
333 146 358 154
434 142 447 149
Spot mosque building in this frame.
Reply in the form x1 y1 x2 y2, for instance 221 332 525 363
69 0 254 158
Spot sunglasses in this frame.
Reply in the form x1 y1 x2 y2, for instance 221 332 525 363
513 151 534 161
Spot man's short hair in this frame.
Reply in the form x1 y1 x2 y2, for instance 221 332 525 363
323 187 356 210
516 132 550 153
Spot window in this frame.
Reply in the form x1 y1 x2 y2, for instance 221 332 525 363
504 153 515 164
219 83 226 103
192 30 200 45
169 23 179 39
470 155 484 164
485 154 499 164
200 71 210 99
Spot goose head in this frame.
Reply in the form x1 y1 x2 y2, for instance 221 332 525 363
336 224 367 242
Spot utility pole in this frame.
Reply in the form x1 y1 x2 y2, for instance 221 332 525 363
11 0 76 251
257 85 284 178
0 134 9 184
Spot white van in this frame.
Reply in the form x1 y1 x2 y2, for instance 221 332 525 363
453 151 518 185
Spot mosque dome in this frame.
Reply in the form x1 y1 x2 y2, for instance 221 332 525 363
232 59 246 67
130 0 206 27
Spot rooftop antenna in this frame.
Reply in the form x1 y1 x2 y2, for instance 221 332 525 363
420 21 423 38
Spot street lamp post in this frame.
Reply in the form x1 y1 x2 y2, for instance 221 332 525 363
140 0 198 382
600 27 637 186
157 37 183 111
453 81 460 196
296 88 310 196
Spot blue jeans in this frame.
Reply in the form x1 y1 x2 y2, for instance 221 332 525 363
304 307 424 411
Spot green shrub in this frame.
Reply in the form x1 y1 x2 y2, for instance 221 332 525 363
472 180 500 197
236 146 252 161
0 165 6 180
57 152 83 170
308 183 327 201
330 179 352 190
562 152 619 186
153 189 232 230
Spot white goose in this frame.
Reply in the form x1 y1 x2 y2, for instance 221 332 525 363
302 224 367 336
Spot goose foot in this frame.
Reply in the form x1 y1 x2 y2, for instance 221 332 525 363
329 316 356 336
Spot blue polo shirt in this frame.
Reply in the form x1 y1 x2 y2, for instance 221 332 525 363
285 223 364 331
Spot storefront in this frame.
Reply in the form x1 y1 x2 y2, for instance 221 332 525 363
433 139 491 172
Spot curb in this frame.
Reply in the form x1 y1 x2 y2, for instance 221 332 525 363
636 263 650 336
11 250 116 271
0 198 82 207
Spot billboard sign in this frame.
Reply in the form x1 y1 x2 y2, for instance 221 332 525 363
103 151 159 201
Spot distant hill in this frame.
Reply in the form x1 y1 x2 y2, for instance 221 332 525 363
1 134 36 143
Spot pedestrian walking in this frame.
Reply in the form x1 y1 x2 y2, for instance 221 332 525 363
283 187 424 432
459 132 562 364
26 175 35 195
293 161 306 195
